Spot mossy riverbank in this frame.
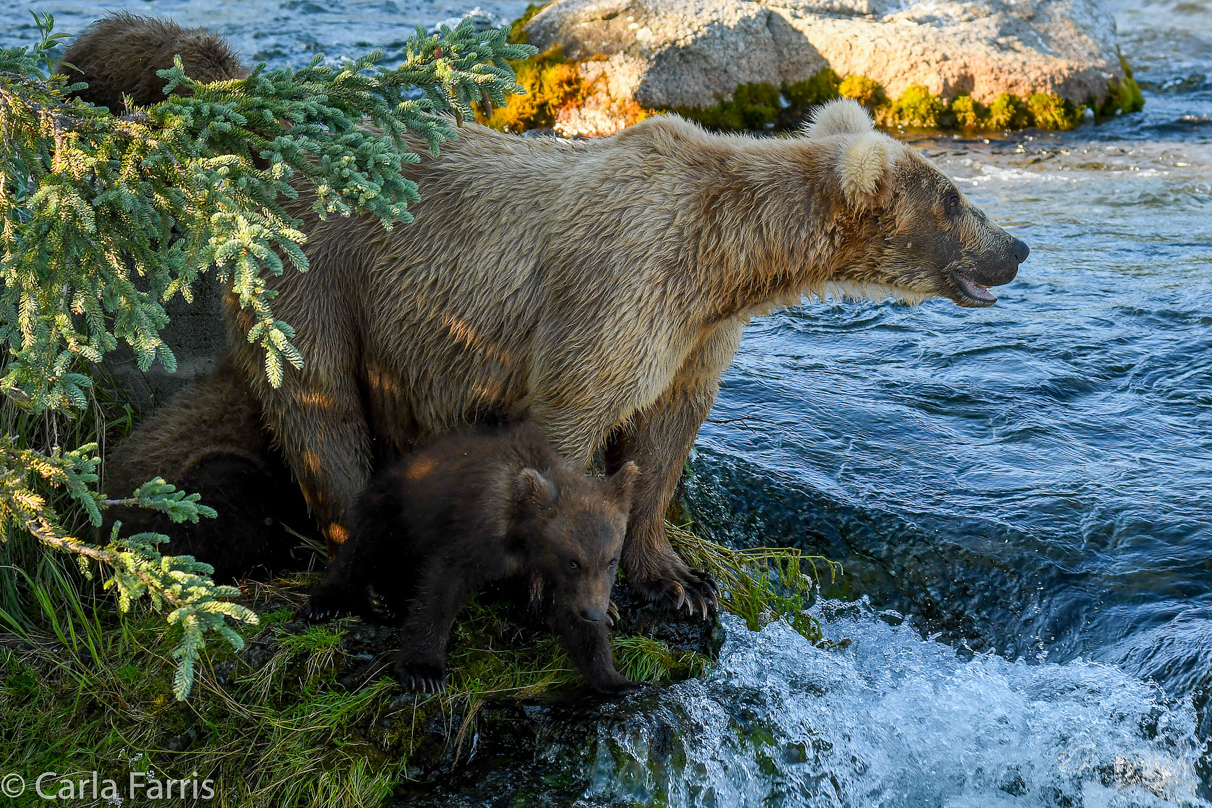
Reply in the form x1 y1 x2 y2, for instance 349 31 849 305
1 512 837 806
491 4 1144 136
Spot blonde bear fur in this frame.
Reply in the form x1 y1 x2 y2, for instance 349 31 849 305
88 16 1027 614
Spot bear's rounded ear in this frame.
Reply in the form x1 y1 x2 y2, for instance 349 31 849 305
840 132 897 209
517 467 559 511
802 98 874 138
606 461 639 507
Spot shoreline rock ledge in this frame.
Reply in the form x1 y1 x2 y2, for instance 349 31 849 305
524 0 1130 134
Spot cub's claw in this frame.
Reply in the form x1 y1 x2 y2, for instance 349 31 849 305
400 672 446 695
394 660 446 695
607 600 620 626
301 593 351 623
588 674 643 696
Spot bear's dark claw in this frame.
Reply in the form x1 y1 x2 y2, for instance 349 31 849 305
631 566 719 621
302 587 356 623
669 582 687 613
366 587 397 621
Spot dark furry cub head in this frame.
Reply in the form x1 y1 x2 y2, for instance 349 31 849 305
57 13 247 111
519 461 638 623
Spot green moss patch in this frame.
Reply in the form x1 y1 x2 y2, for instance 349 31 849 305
675 69 844 133
838 75 888 112
890 83 946 128
506 2 551 45
667 71 1114 135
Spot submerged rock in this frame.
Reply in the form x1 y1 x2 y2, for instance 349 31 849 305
524 0 1132 134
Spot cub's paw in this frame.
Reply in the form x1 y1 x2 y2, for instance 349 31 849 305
393 659 446 695
301 588 354 623
586 672 643 697
366 585 398 622
630 561 721 620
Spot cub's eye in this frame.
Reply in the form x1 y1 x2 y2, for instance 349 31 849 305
944 193 961 214
609 559 618 568
568 560 580 571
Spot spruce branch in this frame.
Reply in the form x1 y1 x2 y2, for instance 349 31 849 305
0 13 533 699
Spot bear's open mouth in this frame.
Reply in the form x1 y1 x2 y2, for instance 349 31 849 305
949 270 998 307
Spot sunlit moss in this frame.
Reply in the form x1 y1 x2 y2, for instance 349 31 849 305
1026 92 1087 130
497 5 1141 136
838 74 888 111
947 94 985 129
985 92 1030 130
486 45 584 132
890 84 946 128
1100 55 1144 118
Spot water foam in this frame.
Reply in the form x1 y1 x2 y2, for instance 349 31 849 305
585 606 1208 808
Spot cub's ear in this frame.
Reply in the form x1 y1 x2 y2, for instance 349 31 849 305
517 468 559 511
839 132 897 208
802 98 873 138
606 461 639 507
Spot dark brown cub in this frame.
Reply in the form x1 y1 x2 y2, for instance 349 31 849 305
303 424 640 695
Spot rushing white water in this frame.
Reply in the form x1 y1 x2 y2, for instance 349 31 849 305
584 609 1209 808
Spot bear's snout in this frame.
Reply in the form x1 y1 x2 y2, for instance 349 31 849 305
579 607 608 622
964 233 1029 290
1012 237 1030 264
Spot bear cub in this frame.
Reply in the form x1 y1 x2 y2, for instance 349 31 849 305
303 424 641 694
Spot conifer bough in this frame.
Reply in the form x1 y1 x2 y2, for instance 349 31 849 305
0 12 535 699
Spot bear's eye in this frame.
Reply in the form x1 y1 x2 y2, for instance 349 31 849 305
944 193 961 215
568 560 580 571
609 559 618 568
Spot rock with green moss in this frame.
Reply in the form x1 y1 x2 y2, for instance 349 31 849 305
985 92 1031 130
1027 92 1087 131
522 0 1138 128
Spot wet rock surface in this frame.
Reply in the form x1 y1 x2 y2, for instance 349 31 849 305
526 0 1128 111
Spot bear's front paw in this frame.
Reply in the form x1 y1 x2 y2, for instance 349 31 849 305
629 560 720 620
393 658 446 695
301 587 355 623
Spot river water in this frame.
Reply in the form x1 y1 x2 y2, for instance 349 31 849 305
2 1 1210 805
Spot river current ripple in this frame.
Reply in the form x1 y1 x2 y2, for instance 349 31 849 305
2 0 1210 804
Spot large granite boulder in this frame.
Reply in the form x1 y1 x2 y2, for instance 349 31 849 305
527 0 1127 121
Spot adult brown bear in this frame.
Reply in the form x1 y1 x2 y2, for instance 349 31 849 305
83 17 1028 616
